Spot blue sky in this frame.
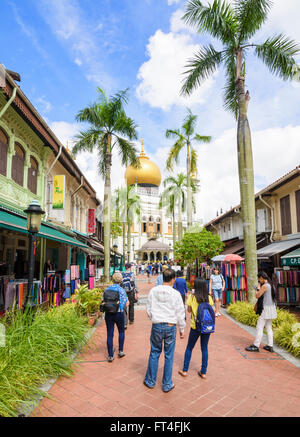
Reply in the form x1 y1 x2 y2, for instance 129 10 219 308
1 0 300 222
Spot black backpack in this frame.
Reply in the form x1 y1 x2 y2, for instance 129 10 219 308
101 287 120 314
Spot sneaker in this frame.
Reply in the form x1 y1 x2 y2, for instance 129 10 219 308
107 356 114 362
118 351 126 358
263 345 274 353
245 344 259 352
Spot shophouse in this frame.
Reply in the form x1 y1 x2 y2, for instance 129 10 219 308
0 66 104 308
205 166 300 307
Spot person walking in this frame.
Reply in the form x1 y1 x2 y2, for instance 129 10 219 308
102 272 129 362
245 271 277 352
156 264 169 286
141 264 145 275
209 266 225 317
178 278 214 379
144 269 186 392
147 263 152 283
173 270 188 306
122 263 138 327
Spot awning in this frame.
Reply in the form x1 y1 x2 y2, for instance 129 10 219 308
281 248 300 267
0 209 88 249
257 238 300 259
222 240 244 255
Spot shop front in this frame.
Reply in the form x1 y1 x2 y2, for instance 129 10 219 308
257 237 300 308
0 206 89 313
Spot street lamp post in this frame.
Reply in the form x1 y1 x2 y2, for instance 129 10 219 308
24 200 45 307
113 243 118 274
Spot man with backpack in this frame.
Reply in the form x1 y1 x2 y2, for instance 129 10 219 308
144 269 186 393
209 266 225 317
122 263 138 328
101 272 129 362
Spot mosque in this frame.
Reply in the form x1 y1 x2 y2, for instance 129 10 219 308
117 139 194 263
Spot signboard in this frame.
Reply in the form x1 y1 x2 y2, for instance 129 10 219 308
281 257 300 267
88 209 96 234
52 175 65 210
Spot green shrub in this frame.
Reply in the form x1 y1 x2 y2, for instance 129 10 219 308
0 304 89 417
227 301 258 327
227 301 300 358
75 285 103 316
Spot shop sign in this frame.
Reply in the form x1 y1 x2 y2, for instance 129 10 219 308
52 175 65 210
281 257 300 267
88 209 96 234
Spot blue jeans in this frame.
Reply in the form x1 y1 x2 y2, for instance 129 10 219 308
144 323 176 392
105 311 125 357
183 328 210 374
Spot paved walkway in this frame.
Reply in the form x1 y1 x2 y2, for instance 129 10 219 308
32 275 300 418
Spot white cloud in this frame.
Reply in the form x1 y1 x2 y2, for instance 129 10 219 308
136 30 215 110
170 8 192 34
36 96 53 114
195 125 300 224
37 0 113 88
167 0 181 5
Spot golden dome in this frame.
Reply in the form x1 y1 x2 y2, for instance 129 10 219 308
125 139 161 187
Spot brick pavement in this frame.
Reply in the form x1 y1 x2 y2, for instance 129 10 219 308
32 275 300 418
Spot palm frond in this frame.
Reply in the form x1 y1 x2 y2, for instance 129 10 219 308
165 129 181 139
183 0 237 45
181 44 223 96
190 148 198 175
166 139 185 171
223 50 239 118
182 109 197 137
193 134 212 143
234 0 272 43
116 136 141 169
255 34 300 80
72 128 105 156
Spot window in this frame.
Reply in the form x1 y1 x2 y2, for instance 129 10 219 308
296 190 300 233
28 156 38 194
0 128 8 176
157 223 161 233
280 195 292 235
142 222 147 233
168 222 172 234
12 143 25 186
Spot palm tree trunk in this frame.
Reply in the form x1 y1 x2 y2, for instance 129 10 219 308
186 141 193 228
127 220 131 263
172 209 177 252
104 136 112 282
236 68 257 303
178 195 183 241
122 222 126 268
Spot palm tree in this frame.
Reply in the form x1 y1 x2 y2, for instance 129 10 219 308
181 0 300 301
159 189 177 249
114 185 141 265
166 108 211 228
125 185 141 263
73 88 139 282
160 173 197 242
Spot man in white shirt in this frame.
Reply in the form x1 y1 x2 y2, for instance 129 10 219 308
144 269 186 393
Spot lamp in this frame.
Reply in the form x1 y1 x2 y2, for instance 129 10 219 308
24 200 45 308
24 200 45 233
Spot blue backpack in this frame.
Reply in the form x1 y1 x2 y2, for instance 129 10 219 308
121 272 134 293
193 301 215 334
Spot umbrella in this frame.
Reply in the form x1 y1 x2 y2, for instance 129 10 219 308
224 254 244 262
211 255 226 262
